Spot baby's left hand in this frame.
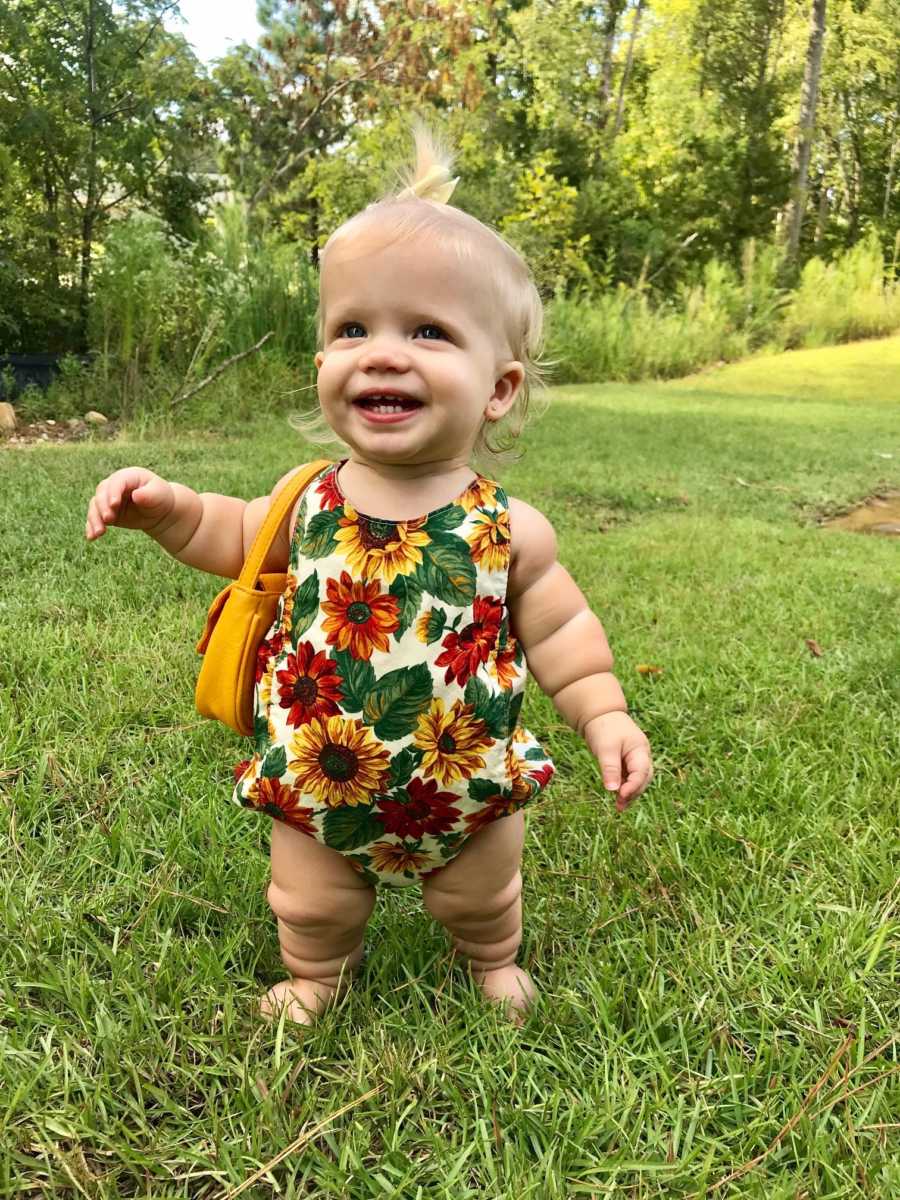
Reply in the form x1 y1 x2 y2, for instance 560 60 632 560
584 712 653 811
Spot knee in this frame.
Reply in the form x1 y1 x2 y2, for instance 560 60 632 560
423 870 522 928
267 880 374 933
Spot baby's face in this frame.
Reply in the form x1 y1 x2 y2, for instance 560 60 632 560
315 232 522 468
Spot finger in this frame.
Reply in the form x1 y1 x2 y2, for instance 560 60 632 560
616 761 653 810
597 749 622 795
85 497 105 539
96 481 120 523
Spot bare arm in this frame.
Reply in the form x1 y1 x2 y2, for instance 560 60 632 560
507 497 652 806
86 465 307 579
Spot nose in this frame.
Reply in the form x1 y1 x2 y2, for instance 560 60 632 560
358 333 411 373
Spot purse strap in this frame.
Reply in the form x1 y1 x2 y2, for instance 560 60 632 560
238 459 332 588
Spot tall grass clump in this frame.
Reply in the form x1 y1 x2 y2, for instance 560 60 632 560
82 206 319 423
546 242 786 384
546 235 900 386
781 231 900 348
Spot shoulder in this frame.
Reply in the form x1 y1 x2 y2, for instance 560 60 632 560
242 460 330 563
507 496 558 599
271 459 333 535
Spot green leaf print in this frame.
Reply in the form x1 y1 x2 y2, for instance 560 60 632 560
387 745 424 789
507 691 524 735
389 573 423 641
332 648 376 713
524 745 547 761
424 504 466 534
421 606 447 645
468 777 502 803
290 570 319 645
464 676 511 739
253 713 270 753
300 510 340 558
260 745 287 779
416 532 476 606
288 493 310 570
364 663 433 741
323 806 384 851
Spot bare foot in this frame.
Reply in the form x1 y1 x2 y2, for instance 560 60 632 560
260 978 339 1026
475 964 536 1023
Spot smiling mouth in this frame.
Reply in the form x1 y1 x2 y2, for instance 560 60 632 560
353 394 423 414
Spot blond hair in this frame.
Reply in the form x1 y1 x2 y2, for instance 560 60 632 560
292 123 547 466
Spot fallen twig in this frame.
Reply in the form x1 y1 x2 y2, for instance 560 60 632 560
170 331 274 408
222 1085 383 1198
699 1033 854 1195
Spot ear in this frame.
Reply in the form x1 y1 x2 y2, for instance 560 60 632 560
485 362 525 422
314 351 324 371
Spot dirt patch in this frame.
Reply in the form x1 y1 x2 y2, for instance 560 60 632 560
1 417 117 446
821 492 900 536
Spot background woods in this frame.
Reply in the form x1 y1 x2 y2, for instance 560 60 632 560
1 0 899 417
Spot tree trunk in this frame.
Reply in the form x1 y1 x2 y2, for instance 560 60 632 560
882 124 897 222
782 0 827 262
43 167 60 289
597 0 626 132
79 0 99 347
813 170 829 245
612 0 645 139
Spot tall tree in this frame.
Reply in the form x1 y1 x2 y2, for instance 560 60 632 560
0 0 212 346
782 0 827 260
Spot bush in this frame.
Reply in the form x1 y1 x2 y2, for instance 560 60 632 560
781 233 900 348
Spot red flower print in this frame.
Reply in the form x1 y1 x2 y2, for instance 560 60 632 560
527 763 555 791
321 571 400 660
316 470 344 511
255 630 284 683
376 777 462 839
233 757 254 784
276 642 343 726
434 595 504 686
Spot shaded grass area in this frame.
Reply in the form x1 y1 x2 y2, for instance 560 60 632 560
1 340 898 1197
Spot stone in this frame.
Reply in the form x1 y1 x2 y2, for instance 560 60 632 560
0 401 16 433
84 410 108 425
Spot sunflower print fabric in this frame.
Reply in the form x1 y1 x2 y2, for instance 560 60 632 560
233 462 555 886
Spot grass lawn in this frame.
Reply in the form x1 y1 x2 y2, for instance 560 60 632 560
1 337 898 1198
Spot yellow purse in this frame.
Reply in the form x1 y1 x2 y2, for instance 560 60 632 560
194 460 332 736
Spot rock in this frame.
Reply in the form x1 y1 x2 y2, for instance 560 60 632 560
84 410 108 425
0 401 16 433
66 417 82 429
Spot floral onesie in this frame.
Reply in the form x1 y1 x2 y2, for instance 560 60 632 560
233 462 554 886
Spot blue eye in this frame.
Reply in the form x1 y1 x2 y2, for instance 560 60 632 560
339 323 366 339
416 324 447 340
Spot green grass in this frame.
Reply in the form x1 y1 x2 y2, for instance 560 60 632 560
2 338 898 1197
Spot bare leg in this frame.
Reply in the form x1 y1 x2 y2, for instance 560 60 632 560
262 821 376 1025
421 811 535 1021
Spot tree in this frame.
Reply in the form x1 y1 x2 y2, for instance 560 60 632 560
782 0 827 260
0 0 213 348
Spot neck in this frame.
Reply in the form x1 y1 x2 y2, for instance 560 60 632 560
345 453 473 482
337 454 479 521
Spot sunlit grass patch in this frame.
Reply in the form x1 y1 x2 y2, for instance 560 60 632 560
1 338 898 1197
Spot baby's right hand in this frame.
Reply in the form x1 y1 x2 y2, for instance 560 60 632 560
85 468 176 540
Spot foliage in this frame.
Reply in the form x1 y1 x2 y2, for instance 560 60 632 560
1 0 899 375
0 0 214 350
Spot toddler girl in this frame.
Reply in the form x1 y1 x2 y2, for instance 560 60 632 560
85 128 653 1024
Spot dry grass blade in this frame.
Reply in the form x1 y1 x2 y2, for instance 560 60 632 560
222 1085 383 1198
700 1033 855 1195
